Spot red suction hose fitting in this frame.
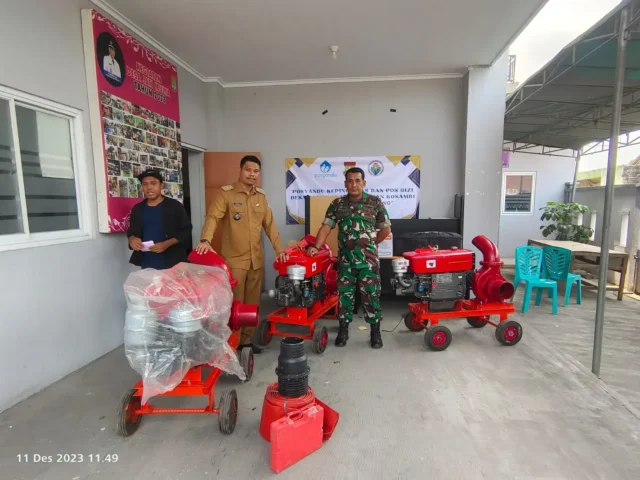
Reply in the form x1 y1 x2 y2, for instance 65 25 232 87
229 300 259 330
471 235 515 303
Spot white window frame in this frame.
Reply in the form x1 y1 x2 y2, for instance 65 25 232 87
501 171 537 215
0 84 92 252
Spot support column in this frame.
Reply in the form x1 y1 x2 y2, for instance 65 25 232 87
571 151 581 202
592 6 629 377
461 53 509 254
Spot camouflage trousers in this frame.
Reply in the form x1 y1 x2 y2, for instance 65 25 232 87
337 265 382 325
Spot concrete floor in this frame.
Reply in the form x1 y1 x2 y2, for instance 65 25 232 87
1 295 640 480
511 283 640 414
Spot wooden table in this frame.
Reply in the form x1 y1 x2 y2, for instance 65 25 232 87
527 239 630 301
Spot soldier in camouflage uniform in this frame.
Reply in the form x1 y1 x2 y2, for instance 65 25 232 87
307 167 391 349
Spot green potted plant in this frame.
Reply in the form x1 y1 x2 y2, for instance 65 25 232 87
539 201 594 243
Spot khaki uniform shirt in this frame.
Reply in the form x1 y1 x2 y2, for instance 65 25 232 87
200 182 282 271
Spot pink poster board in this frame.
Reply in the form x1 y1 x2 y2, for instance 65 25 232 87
82 9 182 233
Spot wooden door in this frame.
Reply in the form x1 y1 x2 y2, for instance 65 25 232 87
309 196 339 255
203 152 261 252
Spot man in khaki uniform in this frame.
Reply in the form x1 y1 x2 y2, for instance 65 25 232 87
196 156 288 353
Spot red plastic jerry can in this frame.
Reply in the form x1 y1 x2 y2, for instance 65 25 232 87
269 404 324 473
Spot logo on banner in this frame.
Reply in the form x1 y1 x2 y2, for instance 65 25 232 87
314 159 337 178
344 161 356 172
171 75 178 92
368 160 384 176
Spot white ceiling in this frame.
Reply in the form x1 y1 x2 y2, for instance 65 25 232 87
94 0 548 85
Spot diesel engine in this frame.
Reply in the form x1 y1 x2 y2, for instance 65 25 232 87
268 236 337 308
391 246 475 312
391 235 513 311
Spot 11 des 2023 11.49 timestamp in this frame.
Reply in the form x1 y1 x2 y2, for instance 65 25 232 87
17 453 118 463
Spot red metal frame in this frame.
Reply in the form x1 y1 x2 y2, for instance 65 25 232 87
266 295 339 341
132 330 240 416
408 299 515 329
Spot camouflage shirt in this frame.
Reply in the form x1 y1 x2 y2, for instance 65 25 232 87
323 193 391 269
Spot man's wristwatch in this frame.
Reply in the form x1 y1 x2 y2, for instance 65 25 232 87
200 239 210 244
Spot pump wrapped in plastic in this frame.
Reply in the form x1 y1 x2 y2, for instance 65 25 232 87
123 262 246 405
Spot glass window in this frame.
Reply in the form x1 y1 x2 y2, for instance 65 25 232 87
502 172 536 214
0 98 24 235
0 85 88 249
15 106 79 233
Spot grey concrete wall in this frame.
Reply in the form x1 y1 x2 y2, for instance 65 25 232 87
575 184 640 292
178 70 210 149
0 0 209 412
207 82 224 150
499 152 576 258
218 79 465 287
188 151 206 249
459 71 469 194
461 54 509 256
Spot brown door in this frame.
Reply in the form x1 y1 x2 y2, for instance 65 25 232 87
203 152 261 252
309 196 339 256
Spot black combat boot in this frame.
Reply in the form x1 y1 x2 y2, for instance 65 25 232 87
335 323 349 347
370 322 383 349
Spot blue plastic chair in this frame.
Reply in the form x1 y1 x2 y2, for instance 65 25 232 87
541 246 582 307
512 245 558 315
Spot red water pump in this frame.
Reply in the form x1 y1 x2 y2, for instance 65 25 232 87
117 251 260 439
257 235 339 354
138 250 259 332
393 235 521 351
268 235 338 308
391 235 514 310
187 250 260 331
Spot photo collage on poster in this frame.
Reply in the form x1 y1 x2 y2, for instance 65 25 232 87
101 90 183 201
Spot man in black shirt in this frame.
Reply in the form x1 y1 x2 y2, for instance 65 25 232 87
127 169 192 269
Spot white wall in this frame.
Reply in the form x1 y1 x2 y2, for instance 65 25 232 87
461 54 509 254
218 80 465 287
0 0 209 412
575 184 640 292
499 152 576 258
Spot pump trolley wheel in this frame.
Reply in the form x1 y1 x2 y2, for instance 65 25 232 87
256 318 272 346
240 347 254 381
424 325 452 351
403 312 424 332
218 389 238 435
495 320 523 346
467 316 489 328
116 389 142 437
312 325 329 354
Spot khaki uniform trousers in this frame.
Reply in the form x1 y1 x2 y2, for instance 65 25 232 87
230 267 263 345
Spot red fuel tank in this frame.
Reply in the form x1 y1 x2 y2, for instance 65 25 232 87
403 246 474 274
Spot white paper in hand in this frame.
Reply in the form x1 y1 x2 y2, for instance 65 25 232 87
141 241 155 252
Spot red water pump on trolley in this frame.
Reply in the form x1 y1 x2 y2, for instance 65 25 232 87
392 235 521 351
256 235 339 354
117 250 259 437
